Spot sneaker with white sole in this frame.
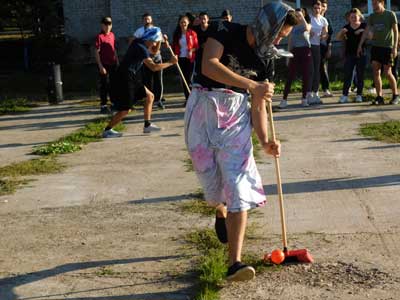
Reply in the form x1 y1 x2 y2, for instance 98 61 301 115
339 95 348 103
226 262 255 282
143 123 162 134
102 128 122 138
323 90 332 97
312 95 323 104
391 95 399 105
301 98 309 107
355 95 363 103
278 99 288 109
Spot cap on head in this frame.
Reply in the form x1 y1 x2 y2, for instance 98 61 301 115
141 27 163 42
101 16 112 24
251 2 294 59
221 9 232 17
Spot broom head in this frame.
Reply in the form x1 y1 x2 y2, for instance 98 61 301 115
264 248 313 264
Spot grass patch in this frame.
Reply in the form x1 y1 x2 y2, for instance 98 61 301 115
186 228 227 300
273 78 389 94
0 158 64 196
360 120 400 143
180 189 215 216
95 267 118 277
0 179 31 196
0 98 38 115
183 157 194 172
242 253 282 273
32 118 125 155
0 158 65 178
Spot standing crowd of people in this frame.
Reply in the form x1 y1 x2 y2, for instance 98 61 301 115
91 0 399 282
280 0 399 108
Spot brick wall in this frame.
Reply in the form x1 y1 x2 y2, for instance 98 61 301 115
63 0 262 44
325 0 352 40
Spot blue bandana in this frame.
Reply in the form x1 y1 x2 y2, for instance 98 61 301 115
141 27 163 42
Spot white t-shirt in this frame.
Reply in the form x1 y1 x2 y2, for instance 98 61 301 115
310 15 328 46
179 34 188 57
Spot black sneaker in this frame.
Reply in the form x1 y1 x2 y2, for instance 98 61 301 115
391 95 399 105
226 262 255 282
215 214 228 244
100 105 111 114
375 96 385 105
157 101 165 109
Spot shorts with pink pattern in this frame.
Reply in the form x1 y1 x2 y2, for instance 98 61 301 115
184 87 266 213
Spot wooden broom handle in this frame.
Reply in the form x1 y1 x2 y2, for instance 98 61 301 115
166 45 191 95
266 101 288 250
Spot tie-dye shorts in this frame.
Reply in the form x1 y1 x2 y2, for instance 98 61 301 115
184 87 266 213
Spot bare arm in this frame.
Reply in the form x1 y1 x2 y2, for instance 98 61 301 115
392 23 398 57
357 25 370 56
143 55 177 72
95 49 106 75
320 26 328 41
202 37 277 153
336 27 348 41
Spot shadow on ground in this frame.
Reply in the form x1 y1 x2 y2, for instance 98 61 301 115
0 256 194 300
264 174 400 195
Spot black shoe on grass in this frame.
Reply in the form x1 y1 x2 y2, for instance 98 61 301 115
226 262 255 282
215 215 228 244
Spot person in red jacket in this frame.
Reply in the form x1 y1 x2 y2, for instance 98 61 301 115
172 15 199 102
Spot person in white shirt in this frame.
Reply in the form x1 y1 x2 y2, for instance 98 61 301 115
309 0 328 104
130 13 166 109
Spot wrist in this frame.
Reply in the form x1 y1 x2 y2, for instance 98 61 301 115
247 80 258 93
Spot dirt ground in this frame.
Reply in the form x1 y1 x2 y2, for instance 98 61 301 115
1 93 400 300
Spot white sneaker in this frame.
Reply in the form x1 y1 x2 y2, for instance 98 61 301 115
306 93 314 105
323 90 333 97
102 128 122 138
301 98 309 107
355 95 363 103
339 95 348 103
313 95 322 104
278 99 288 109
143 123 162 134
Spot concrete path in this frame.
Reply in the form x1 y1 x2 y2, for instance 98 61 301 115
1 93 399 299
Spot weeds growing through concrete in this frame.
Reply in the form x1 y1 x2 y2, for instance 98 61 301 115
0 98 38 115
0 158 65 196
33 118 125 155
360 120 400 143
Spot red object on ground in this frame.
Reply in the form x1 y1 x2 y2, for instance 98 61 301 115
270 249 285 264
284 249 314 263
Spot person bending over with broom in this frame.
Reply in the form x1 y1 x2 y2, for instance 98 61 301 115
102 27 178 138
185 2 298 281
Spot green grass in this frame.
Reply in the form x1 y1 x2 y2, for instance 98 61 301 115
0 158 64 196
0 179 31 196
0 158 65 178
32 118 125 155
186 229 227 300
180 189 216 216
183 157 194 172
273 78 389 94
0 98 38 115
360 120 400 143
95 267 118 277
